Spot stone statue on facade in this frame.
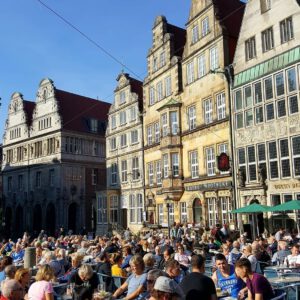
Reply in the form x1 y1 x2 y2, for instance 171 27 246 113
237 168 246 187
258 166 267 186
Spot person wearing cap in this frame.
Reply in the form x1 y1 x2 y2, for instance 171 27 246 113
0 279 23 300
144 269 165 300
179 255 217 300
150 276 184 300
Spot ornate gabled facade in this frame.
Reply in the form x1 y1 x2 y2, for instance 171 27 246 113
1 78 110 237
232 0 300 234
179 0 245 228
143 15 186 228
96 73 144 235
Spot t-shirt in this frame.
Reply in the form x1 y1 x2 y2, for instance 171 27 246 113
126 273 147 300
246 273 274 300
28 280 53 300
179 272 216 300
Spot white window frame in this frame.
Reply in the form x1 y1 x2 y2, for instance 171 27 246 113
170 111 179 135
217 92 226 120
157 81 164 101
208 197 218 227
180 202 187 223
162 113 168 137
121 160 127 183
111 163 118 185
187 61 194 84
156 160 162 186
202 17 209 37
165 76 172 97
171 153 179 177
148 162 154 186
192 24 199 44
206 147 215 176
110 195 119 224
245 37 256 61
131 130 138 144
169 203 175 225
160 51 166 68
110 137 116 151
130 106 136 122
129 194 136 223
154 122 160 143
120 133 127 148
149 87 155 105
158 204 164 225
147 125 153 145
132 157 139 180
198 54 206 78
261 27 274 52
292 136 300 177
163 154 169 178
188 105 196 130
204 98 213 124
137 194 143 223
280 17 294 44
111 115 116 130
119 90 126 105
190 151 199 179
119 111 126 125
210 46 218 71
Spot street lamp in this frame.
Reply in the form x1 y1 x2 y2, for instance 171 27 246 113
165 195 172 238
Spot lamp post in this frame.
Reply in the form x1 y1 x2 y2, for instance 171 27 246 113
165 195 171 238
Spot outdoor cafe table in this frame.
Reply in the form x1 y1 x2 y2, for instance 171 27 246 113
269 276 300 300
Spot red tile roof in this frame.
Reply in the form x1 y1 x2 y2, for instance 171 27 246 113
55 89 111 135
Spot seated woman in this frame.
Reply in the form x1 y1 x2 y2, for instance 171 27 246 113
69 264 99 300
174 244 191 270
235 258 275 300
58 253 83 283
28 264 54 300
113 255 147 300
111 254 127 278
14 268 30 298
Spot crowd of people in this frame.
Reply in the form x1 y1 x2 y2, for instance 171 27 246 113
0 223 299 300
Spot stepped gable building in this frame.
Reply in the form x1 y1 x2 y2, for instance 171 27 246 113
143 15 186 228
232 0 300 233
96 73 144 235
1 78 110 237
179 0 245 228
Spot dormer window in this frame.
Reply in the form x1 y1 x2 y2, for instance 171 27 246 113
260 0 271 13
119 91 126 105
90 119 98 132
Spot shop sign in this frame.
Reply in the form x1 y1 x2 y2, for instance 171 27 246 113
185 181 232 191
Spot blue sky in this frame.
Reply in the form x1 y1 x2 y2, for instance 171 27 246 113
0 0 191 141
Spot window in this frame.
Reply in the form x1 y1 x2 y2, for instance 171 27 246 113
260 0 271 13
147 126 153 145
34 141 43 157
17 146 23 162
49 169 54 186
153 57 158 72
90 119 98 132
7 149 13 163
217 93 226 120
236 113 244 129
92 168 98 185
36 171 41 188
287 68 297 93
238 148 247 182
192 24 199 44
110 196 119 224
245 37 256 61
275 73 285 96
221 197 233 225
248 146 257 181
97 195 107 224
271 194 281 206
148 162 154 186
235 89 243 110
129 194 136 223
268 141 279 179
157 81 164 101
280 17 294 44
169 203 175 225
110 138 116 151
18 175 23 191
163 154 169 178
198 54 206 78
262 27 274 52
131 130 138 144
111 163 118 185
245 109 253 127
132 157 139 180
160 51 166 68
254 82 262 103
121 160 127 182
7 177 12 192
277 99 286 118
120 134 127 148
257 144 267 177
170 111 179 135
111 115 116 130
188 106 196 130
130 106 136 122
180 202 187 223
280 139 291 178
158 204 164 225
154 122 160 143
255 106 264 124
119 91 126 105
162 114 168 137
266 103 275 121
206 147 215 176
289 95 299 114
244 86 252 107
165 76 172 97
156 161 162 185
171 153 179 177
208 198 218 227
190 151 199 178
210 47 218 70
137 194 143 223
204 99 213 124
264 77 273 100
119 111 126 125
292 136 300 176
187 61 194 84
149 87 155 105
202 17 209 36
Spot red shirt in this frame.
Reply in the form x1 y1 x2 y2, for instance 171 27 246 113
0 295 8 300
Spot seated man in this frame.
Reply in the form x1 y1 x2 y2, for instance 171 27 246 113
0 279 23 300
212 253 245 298
10 244 24 264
